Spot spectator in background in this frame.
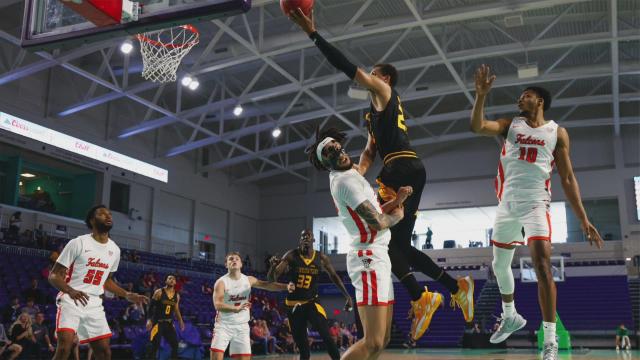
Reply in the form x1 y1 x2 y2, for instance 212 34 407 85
20 298 39 321
340 322 354 348
260 320 279 353
9 313 37 359
143 271 157 291
616 323 631 350
0 322 22 360
277 319 295 354
123 302 145 324
2 297 22 323
129 250 141 263
34 224 48 249
471 322 482 334
22 278 45 305
329 322 342 350
174 270 189 293
20 229 34 247
244 255 252 270
8 212 21 240
201 282 213 295
32 312 54 359
252 320 277 354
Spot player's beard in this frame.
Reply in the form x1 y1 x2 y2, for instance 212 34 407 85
95 222 112 233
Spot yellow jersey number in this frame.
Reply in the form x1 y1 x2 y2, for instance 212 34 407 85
296 274 312 289
165 305 171 315
397 98 407 132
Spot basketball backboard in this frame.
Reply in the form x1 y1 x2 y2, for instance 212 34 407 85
21 0 251 50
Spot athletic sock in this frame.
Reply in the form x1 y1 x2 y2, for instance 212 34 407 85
401 273 425 301
437 270 460 294
543 321 557 344
502 301 516 318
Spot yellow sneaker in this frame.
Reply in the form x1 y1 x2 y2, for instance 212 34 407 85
450 275 475 323
410 287 443 341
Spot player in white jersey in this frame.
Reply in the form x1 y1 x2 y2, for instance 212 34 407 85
471 65 604 360
48 205 148 360
210 252 293 360
307 127 412 360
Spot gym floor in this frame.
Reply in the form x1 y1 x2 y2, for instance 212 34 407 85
249 348 640 359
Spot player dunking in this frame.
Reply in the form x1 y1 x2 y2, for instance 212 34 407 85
471 65 604 360
146 274 185 360
210 252 293 360
267 229 353 360
307 127 412 360
289 9 474 340
48 205 148 360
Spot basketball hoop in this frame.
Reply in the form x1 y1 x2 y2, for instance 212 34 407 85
136 24 199 83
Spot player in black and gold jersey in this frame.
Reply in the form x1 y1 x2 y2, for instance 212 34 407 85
146 274 185 360
268 229 352 360
289 8 475 341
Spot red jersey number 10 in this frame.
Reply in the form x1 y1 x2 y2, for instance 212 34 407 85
83 269 105 285
518 147 538 163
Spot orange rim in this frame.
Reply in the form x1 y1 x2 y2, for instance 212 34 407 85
136 24 199 49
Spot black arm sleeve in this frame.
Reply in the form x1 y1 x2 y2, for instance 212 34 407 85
148 299 159 323
309 31 357 80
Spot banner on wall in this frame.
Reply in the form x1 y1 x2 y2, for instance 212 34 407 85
0 112 168 183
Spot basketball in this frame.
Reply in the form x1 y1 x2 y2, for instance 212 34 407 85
280 0 314 16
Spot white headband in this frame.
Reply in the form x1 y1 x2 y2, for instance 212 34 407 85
316 137 335 162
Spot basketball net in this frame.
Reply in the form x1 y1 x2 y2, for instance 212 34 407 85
137 25 199 83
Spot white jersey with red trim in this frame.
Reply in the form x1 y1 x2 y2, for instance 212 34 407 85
215 273 251 325
329 168 391 250
55 234 121 297
496 117 558 202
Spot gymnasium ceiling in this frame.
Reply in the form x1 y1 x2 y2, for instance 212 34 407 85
0 0 638 185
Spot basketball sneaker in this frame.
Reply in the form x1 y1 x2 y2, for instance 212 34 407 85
541 342 558 360
410 287 443 340
489 313 527 344
450 276 475 322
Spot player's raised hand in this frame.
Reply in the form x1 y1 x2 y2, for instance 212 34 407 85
268 255 281 268
289 8 316 35
146 320 153 331
67 288 89 306
287 282 296 293
125 292 149 306
582 220 603 249
474 64 496 96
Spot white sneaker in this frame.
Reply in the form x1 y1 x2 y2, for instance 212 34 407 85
616 346 620 350
489 313 527 344
625 345 631 350
541 342 558 360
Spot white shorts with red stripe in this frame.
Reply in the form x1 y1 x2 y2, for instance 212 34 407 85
491 200 552 248
347 248 394 306
55 293 111 344
210 322 251 357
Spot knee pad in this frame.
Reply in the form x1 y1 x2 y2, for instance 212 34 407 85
492 246 515 294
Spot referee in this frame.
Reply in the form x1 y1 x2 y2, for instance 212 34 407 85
268 229 353 360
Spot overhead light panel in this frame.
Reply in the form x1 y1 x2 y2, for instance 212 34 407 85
347 86 368 100
21 173 36 178
120 39 133 54
233 105 243 117
517 63 539 79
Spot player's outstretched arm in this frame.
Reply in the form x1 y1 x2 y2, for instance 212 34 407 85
146 289 162 330
320 254 353 311
554 127 603 249
470 64 511 137
267 251 293 282
175 294 185 331
288 8 391 99
355 200 404 231
104 274 149 305
249 276 294 292
48 262 89 306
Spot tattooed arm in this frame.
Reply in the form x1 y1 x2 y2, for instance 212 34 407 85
355 200 404 231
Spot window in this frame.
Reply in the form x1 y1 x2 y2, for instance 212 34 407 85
109 181 130 214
